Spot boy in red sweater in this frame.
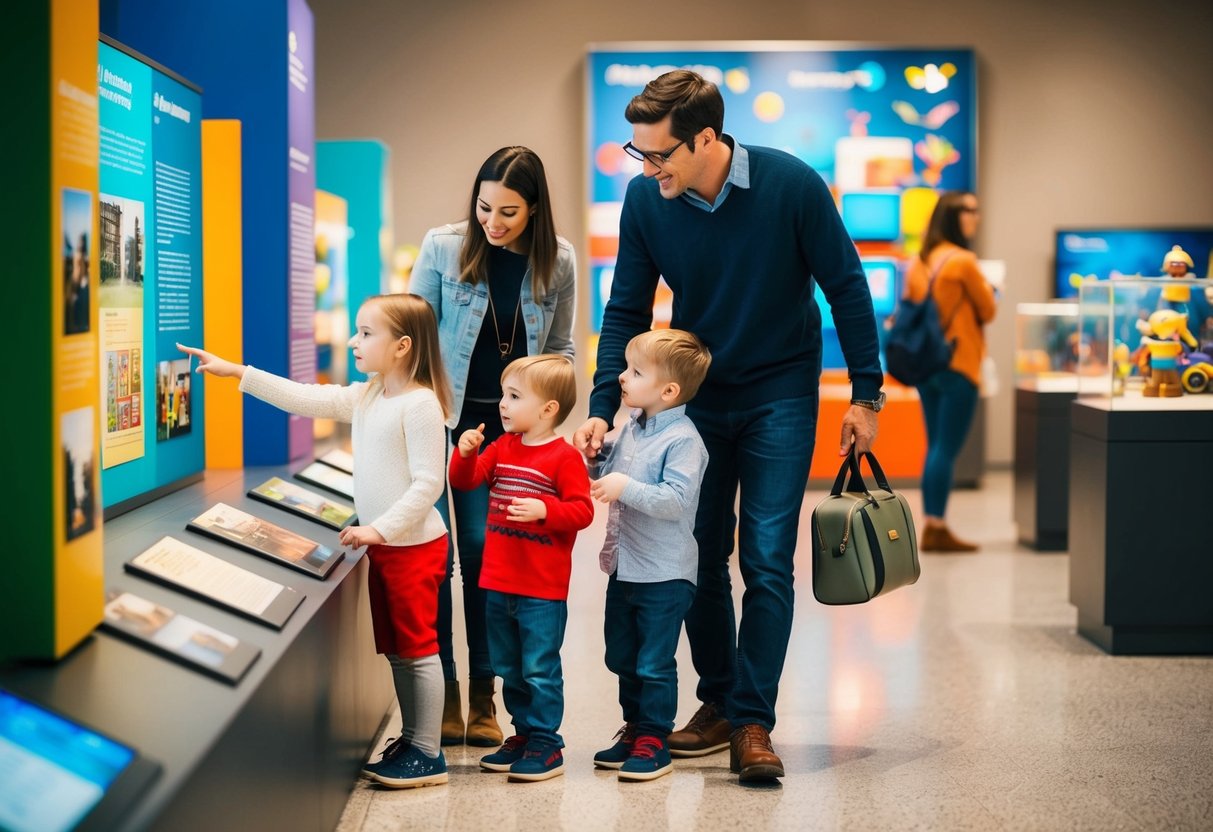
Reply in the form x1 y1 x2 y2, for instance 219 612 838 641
449 355 593 782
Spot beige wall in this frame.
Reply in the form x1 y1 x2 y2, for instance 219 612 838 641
311 0 1213 465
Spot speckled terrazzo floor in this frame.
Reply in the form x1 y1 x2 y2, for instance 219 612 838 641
336 471 1213 832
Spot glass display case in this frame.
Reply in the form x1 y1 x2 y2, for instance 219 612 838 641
1015 301 1080 392
1077 276 1213 408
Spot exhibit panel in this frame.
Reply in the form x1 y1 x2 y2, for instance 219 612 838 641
3 0 105 663
201 119 244 469
316 139 394 382
97 36 206 513
102 0 319 465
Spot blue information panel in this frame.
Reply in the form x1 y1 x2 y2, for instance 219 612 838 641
587 46 976 369
98 38 204 509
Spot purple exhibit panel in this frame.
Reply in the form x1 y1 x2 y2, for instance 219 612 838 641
287 0 316 460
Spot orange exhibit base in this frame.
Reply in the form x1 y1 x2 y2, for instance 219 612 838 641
810 373 925 483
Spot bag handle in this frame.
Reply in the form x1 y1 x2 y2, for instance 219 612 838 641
829 449 894 497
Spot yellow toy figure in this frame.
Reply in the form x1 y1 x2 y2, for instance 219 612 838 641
1111 342 1132 396
1141 309 1198 398
1160 245 1195 306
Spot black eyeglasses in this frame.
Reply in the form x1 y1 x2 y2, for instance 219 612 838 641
623 140 686 167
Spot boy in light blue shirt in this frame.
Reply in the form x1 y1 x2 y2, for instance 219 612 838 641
584 329 711 781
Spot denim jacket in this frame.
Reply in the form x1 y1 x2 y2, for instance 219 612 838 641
410 222 577 428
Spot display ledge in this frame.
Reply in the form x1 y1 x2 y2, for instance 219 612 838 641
0 464 392 832
1074 393 1213 411
1017 376 1080 394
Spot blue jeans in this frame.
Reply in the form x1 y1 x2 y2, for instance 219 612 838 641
436 402 502 681
604 576 695 737
684 394 818 731
485 590 567 747
916 369 978 518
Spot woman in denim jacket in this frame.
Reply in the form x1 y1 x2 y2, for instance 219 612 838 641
410 146 577 747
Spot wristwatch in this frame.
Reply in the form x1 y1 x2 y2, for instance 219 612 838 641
850 392 886 412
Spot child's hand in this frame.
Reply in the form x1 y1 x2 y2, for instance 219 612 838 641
177 343 245 379
506 497 547 523
338 524 386 550
590 472 629 504
457 423 486 458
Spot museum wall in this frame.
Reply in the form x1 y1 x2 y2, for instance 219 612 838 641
309 0 1213 464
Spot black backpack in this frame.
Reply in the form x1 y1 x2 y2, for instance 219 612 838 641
884 255 957 386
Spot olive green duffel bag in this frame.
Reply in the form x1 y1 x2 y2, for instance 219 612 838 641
811 450 920 605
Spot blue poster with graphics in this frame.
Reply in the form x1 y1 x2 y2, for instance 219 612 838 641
99 38 204 509
587 46 976 368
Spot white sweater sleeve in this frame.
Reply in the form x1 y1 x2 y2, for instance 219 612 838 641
367 394 447 542
239 366 363 423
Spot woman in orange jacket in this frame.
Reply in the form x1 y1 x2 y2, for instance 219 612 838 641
903 191 997 552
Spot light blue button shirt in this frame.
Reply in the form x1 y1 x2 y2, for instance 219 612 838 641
591 405 708 584
680 135 750 213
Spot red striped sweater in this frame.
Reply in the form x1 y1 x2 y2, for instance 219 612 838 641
448 434 593 601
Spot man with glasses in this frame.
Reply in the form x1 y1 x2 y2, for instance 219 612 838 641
575 69 884 783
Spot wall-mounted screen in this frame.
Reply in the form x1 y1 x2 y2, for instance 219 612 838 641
1054 228 1213 298
841 192 902 242
97 36 204 511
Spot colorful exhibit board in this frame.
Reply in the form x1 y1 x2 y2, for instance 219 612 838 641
314 188 350 394
4 0 104 662
317 140 394 382
1055 227 1213 298
586 45 976 369
97 37 204 511
101 0 318 464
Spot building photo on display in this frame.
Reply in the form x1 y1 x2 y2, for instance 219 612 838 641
156 357 191 440
188 503 344 578
248 476 357 530
98 194 145 296
61 406 97 542
103 591 240 670
61 188 92 336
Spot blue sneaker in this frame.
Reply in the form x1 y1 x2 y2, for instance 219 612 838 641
371 746 448 789
593 724 637 770
618 735 671 782
508 740 564 782
480 734 528 772
361 734 409 778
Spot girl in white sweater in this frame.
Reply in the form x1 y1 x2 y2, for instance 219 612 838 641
179 293 454 789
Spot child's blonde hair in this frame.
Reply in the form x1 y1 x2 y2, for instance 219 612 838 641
364 293 453 419
627 329 712 405
501 354 576 426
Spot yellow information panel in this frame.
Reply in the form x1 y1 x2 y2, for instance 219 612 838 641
49 0 104 659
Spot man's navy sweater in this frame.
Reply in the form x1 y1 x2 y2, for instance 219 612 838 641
589 143 884 421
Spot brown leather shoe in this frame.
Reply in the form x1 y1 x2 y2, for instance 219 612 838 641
729 724 784 781
668 702 731 758
920 524 979 553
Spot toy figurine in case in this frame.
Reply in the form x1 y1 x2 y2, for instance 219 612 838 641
1140 310 1198 397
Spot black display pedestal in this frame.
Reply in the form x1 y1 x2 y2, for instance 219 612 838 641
0 467 394 832
1014 384 1076 550
1069 400 1213 655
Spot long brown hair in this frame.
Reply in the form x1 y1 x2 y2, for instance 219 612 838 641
459 147 558 298
364 293 453 419
921 190 976 263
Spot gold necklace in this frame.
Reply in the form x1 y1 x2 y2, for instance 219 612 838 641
486 288 522 361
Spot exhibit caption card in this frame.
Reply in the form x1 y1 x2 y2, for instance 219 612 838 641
294 461 355 500
317 447 354 474
101 590 261 684
187 503 343 579
248 476 356 530
124 536 302 629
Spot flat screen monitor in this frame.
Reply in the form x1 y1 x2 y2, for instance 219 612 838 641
841 191 902 242
862 257 899 316
1054 227 1213 298
0 688 160 832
